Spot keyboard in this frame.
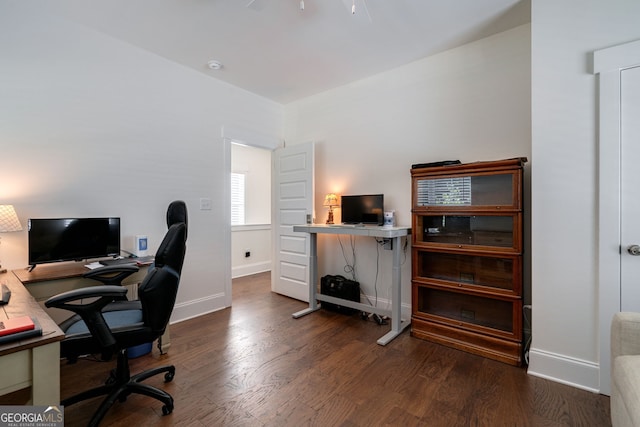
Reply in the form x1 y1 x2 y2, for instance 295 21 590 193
101 256 154 266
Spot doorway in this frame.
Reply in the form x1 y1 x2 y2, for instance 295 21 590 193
222 130 314 308
230 142 272 279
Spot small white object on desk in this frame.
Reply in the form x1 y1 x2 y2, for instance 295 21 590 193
85 261 103 270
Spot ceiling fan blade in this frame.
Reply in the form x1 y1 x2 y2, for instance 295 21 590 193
340 0 373 23
361 0 372 23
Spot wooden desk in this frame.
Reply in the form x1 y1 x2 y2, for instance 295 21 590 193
14 262 148 323
12 262 171 353
0 271 64 405
292 224 411 345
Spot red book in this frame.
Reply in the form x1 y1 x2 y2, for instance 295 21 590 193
0 315 35 337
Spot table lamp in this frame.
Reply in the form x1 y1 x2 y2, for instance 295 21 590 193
0 205 23 273
323 193 339 225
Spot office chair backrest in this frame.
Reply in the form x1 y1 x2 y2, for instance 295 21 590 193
166 200 188 239
139 222 186 336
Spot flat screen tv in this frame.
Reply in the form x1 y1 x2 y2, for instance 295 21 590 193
341 194 384 225
28 217 120 268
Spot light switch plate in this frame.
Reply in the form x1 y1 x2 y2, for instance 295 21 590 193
200 198 212 210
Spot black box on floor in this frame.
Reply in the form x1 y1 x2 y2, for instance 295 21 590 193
320 275 360 314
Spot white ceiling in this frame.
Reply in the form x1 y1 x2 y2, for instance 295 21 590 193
35 0 530 104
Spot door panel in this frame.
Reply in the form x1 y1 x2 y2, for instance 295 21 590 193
621 66 640 311
272 142 314 301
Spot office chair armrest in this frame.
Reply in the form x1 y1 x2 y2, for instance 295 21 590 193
45 285 128 307
45 285 128 350
83 264 140 286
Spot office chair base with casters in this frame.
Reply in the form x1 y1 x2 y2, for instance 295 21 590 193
62 348 175 427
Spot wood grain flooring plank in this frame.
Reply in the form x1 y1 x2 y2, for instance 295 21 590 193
55 272 611 427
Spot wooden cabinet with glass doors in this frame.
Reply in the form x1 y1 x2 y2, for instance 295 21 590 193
410 158 527 366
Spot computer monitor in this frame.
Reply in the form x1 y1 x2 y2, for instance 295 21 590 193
28 217 120 268
341 194 384 225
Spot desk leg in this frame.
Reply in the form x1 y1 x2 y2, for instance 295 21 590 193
32 341 60 405
158 329 171 354
376 235 411 345
293 232 321 318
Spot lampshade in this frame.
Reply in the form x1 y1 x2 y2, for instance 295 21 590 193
323 193 339 207
0 205 22 232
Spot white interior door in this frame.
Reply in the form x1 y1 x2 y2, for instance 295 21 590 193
271 142 314 301
621 66 640 311
595 40 640 395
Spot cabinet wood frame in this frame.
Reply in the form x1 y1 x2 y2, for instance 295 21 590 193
410 158 526 366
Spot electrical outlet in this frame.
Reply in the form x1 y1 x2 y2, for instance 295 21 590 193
381 238 393 250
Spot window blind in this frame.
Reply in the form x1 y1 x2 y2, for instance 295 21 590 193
417 176 472 206
231 172 245 225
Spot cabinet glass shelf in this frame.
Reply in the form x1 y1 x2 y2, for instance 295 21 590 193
415 215 516 249
416 287 516 335
415 251 519 294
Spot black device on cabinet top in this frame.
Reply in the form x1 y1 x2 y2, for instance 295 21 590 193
28 217 120 269
341 194 384 225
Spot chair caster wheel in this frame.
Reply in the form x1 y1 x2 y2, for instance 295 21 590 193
105 369 117 385
164 371 175 382
162 404 173 415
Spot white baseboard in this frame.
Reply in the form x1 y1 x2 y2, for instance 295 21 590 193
232 261 271 279
527 347 600 393
170 292 227 324
359 294 412 320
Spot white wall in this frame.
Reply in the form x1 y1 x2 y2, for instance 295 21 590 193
284 25 531 321
530 0 640 392
0 3 283 321
231 144 272 278
7 0 630 394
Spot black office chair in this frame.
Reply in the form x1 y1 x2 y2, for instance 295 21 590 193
167 200 188 240
45 221 187 427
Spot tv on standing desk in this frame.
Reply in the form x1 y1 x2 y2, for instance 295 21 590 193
341 194 384 225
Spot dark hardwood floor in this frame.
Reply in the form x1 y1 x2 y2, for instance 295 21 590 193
60 272 611 426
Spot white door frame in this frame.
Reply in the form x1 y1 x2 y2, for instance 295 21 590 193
594 39 640 395
222 136 233 307
222 126 280 307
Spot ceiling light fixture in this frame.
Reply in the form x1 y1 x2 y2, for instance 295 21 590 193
247 0 370 20
207 60 223 70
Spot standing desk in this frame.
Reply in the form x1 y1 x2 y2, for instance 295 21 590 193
0 271 64 405
292 224 411 345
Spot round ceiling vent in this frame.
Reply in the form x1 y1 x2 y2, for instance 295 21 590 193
207 60 223 70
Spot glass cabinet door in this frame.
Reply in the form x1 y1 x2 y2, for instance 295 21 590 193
415 287 517 335
414 251 520 295
415 214 517 250
415 173 516 208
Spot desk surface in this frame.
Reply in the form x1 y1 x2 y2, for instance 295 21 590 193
293 224 411 238
13 261 96 284
0 271 64 357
